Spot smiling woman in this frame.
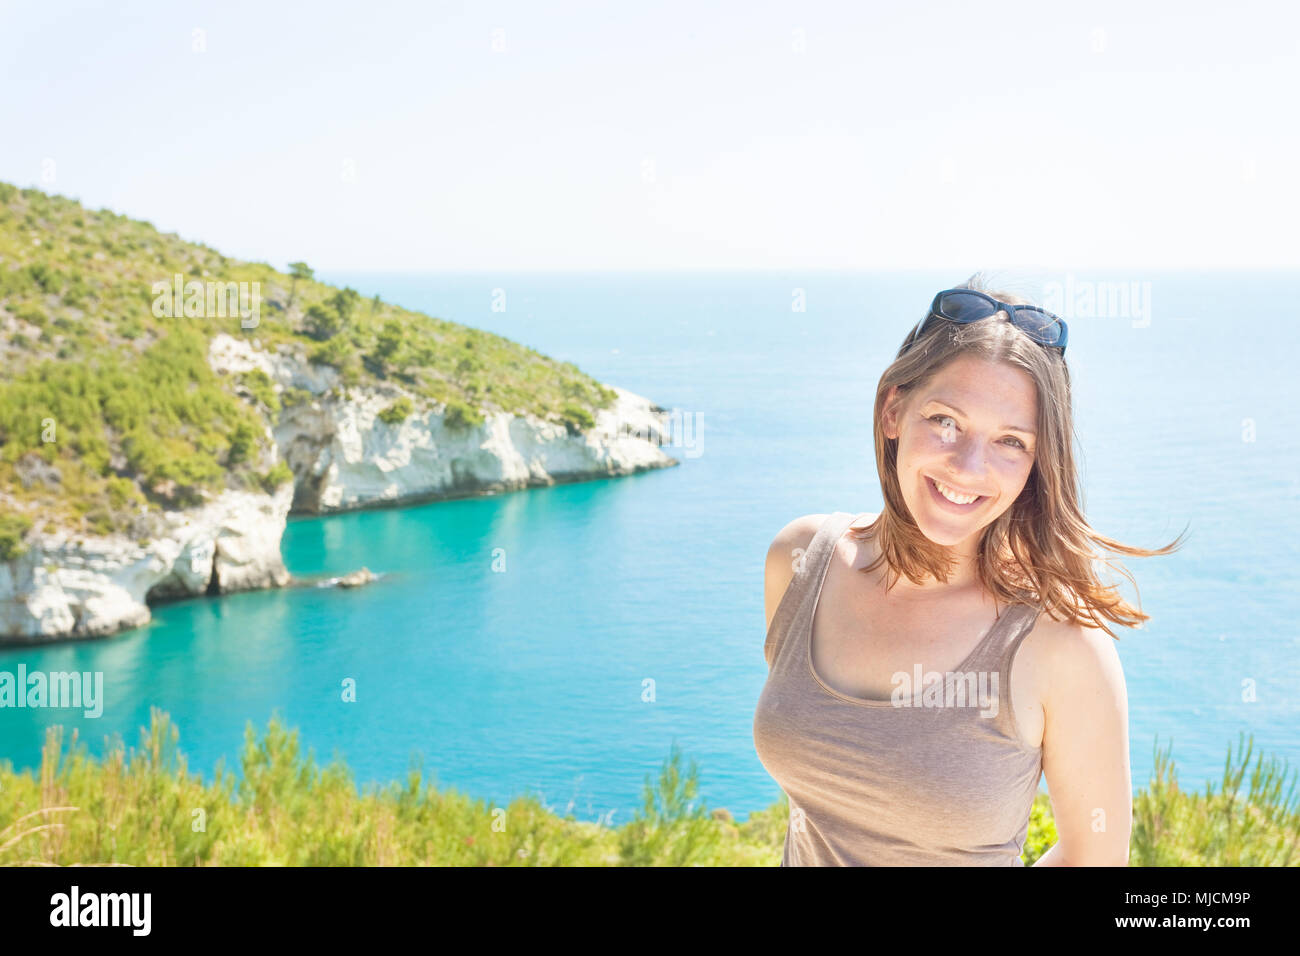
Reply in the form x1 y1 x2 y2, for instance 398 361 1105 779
754 272 1188 867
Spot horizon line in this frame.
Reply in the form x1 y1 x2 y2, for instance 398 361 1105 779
307 265 1300 275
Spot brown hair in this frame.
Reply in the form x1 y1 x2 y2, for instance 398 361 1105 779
852 272 1186 638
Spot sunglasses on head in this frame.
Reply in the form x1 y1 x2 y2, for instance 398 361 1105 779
902 289 1068 357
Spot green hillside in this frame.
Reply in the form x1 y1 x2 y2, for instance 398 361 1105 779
0 182 617 552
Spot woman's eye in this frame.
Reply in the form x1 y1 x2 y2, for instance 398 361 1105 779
930 414 1026 450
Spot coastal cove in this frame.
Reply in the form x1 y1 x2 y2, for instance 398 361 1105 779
1 270 1297 825
0 345 676 645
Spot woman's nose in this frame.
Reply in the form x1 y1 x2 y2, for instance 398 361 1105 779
946 435 989 475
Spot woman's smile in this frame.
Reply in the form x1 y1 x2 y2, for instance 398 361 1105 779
925 474 987 512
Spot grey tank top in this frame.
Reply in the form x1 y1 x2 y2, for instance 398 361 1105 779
753 511 1045 866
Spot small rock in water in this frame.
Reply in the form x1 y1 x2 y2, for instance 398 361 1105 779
335 567 376 588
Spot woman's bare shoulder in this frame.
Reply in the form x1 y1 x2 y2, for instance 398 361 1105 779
1020 610 1127 713
766 511 878 564
763 515 823 633
763 513 876 629
767 513 827 557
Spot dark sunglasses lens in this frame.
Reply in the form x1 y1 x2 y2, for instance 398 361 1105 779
1013 309 1064 345
938 292 995 322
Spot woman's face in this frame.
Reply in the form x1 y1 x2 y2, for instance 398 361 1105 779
883 354 1039 552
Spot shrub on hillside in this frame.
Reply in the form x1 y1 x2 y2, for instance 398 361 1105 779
374 320 405 368
0 513 33 561
280 387 313 409
304 288 362 341
225 421 260 465
561 403 596 435
239 370 280 413
378 397 414 426
444 399 485 430
309 335 354 369
305 303 343 340
258 461 294 493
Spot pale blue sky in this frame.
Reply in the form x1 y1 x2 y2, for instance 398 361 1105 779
1 0 1296 271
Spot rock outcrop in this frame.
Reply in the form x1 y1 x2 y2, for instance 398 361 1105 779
0 484 293 643
322 567 377 589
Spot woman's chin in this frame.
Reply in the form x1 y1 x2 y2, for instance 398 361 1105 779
916 525 966 547
909 503 985 547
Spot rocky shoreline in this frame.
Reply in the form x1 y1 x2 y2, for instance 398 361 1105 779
0 335 679 645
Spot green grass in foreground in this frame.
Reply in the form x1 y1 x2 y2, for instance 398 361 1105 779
0 710 1295 866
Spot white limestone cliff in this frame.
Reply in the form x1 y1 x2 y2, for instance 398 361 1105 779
0 484 293 643
210 334 678 513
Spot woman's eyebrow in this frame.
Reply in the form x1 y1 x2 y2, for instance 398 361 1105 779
926 399 1037 437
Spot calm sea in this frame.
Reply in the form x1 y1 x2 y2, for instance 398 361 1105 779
2 270 1297 824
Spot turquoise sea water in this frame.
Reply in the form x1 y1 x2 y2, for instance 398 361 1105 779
2 270 1297 824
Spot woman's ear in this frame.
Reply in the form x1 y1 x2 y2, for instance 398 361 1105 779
882 386 904 440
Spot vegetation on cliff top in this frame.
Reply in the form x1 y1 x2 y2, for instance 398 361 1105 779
0 711 1294 866
0 182 618 544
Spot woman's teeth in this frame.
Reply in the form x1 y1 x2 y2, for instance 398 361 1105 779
934 478 981 505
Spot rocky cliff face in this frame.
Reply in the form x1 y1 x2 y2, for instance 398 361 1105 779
210 334 677 513
278 380 677 512
0 335 678 644
0 484 293 643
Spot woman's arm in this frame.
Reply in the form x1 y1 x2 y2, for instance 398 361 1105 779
1032 618 1133 866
